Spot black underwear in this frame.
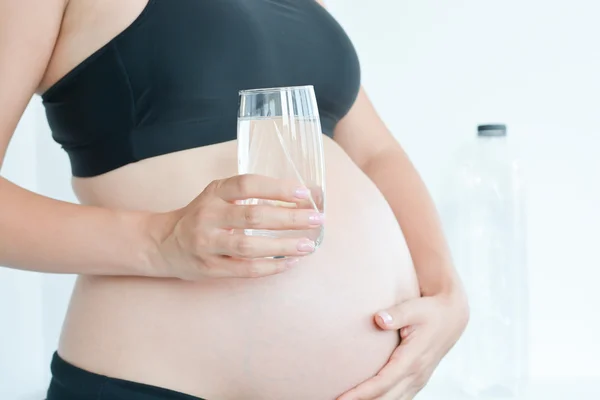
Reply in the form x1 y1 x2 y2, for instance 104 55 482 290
46 352 207 400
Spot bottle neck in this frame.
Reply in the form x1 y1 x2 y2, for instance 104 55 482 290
475 135 510 161
477 134 508 144
477 133 507 139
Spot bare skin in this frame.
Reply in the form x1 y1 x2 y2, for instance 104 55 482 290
0 0 466 399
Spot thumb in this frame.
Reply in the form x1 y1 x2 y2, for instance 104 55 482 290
374 297 428 331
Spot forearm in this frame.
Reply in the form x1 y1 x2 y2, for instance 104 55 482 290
0 176 163 276
363 147 460 296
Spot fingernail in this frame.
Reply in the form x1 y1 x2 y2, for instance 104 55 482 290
294 187 310 199
376 311 393 326
297 239 316 253
308 213 325 224
286 257 300 267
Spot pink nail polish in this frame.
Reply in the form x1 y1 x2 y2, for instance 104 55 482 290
294 188 310 199
308 213 325 224
297 239 316 253
376 311 393 326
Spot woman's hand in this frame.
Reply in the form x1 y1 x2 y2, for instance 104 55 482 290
150 174 324 280
338 286 469 400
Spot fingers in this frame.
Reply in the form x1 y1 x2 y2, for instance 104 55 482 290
337 347 408 400
211 256 300 278
400 325 416 340
382 382 419 400
383 362 432 400
215 174 311 203
216 232 316 259
337 343 429 400
224 204 325 230
374 298 430 331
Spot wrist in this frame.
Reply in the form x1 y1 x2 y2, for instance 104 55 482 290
445 281 470 331
138 210 182 278
418 262 464 297
424 269 470 326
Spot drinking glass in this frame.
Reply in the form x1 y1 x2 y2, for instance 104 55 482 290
237 85 326 248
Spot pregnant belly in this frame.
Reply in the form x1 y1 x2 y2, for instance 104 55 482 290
60 140 420 400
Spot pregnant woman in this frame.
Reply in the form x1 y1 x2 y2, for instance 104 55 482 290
0 0 469 399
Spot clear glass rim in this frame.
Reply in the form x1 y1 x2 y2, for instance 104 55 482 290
239 85 314 95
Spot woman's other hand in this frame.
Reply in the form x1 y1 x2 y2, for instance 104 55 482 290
149 174 324 280
338 285 469 400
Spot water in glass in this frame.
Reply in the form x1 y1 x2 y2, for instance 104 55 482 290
237 85 326 247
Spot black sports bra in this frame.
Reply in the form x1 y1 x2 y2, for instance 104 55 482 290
41 0 361 177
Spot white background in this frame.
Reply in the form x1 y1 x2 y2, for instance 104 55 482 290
1 0 599 398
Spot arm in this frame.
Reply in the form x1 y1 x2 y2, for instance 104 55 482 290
334 87 462 296
335 88 469 400
335 89 469 399
314 3 468 398
0 0 159 276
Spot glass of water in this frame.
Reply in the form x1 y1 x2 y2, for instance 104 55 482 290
237 85 326 248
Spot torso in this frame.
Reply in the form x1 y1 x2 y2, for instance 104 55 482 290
40 1 420 399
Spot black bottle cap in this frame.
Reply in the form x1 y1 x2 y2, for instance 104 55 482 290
478 124 507 137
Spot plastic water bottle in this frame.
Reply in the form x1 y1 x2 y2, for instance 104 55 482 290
439 124 528 398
